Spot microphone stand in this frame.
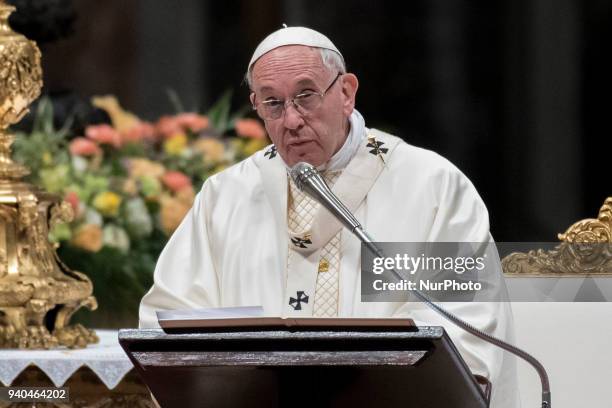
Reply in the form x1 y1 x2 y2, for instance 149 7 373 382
291 162 551 408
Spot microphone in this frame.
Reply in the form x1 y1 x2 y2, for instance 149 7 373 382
290 162 382 257
290 162 359 231
290 162 551 408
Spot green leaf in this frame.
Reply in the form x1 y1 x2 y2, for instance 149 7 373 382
228 103 253 129
206 89 233 133
166 88 185 114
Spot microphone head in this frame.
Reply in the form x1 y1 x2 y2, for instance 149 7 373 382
290 162 318 191
290 161 362 231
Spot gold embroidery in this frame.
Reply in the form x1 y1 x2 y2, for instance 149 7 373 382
318 258 330 273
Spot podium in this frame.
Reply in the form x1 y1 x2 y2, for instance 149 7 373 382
119 327 491 408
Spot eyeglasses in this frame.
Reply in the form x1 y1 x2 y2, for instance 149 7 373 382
252 73 342 121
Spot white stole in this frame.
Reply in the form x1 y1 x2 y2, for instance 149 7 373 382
255 129 401 317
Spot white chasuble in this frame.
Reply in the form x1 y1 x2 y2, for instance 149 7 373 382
139 127 519 408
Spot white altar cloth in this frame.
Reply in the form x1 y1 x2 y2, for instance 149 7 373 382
0 330 133 389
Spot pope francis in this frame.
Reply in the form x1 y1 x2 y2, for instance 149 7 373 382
139 26 519 407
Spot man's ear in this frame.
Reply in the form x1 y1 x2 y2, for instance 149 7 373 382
249 92 256 107
340 73 359 116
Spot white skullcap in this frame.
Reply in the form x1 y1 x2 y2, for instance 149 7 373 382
248 25 343 71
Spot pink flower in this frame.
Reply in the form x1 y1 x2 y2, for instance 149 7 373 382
122 121 156 143
155 113 209 138
86 124 122 148
175 113 209 133
155 116 183 138
161 171 192 192
235 118 266 139
69 138 101 156
64 191 80 215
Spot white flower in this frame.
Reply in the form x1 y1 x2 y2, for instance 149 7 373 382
71 155 88 174
124 197 153 238
102 224 130 253
84 208 103 226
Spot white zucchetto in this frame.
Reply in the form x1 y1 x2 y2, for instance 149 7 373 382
248 26 344 71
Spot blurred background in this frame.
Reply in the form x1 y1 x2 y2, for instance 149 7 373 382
8 0 611 241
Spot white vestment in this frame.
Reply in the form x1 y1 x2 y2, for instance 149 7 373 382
139 122 520 407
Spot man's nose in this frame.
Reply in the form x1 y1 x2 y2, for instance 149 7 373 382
282 102 304 130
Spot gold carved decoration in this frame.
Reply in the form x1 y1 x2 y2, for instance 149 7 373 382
502 197 612 276
0 1 97 348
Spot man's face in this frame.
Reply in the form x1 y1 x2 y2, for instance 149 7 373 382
250 45 358 167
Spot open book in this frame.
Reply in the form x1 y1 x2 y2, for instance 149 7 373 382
157 306 415 333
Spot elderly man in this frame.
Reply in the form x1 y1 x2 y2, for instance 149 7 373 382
139 27 519 407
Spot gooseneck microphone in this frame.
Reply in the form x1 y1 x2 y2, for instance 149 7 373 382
290 162 551 408
290 162 382 258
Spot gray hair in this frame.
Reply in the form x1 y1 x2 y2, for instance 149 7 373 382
245 47 346 89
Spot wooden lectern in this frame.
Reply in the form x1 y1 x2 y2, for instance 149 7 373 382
119 327 491 408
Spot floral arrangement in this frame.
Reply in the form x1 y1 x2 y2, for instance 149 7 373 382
12 94 269 327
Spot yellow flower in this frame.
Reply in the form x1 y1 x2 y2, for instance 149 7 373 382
212 164 228 174
42 151 53 165
91 95 140 133
242 138 269 157
93 192 122 217
128 158 166 179
160 194 191 235
71 224 103 252
163 132 188 156
122 178 138 196
193 138 225 162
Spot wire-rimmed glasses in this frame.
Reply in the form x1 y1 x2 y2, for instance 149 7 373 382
252 73 342 121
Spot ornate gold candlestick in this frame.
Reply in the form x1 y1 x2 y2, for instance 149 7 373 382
0 1 97 348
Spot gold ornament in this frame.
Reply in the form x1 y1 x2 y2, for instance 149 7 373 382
0 1 98 348
502 198 612 276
